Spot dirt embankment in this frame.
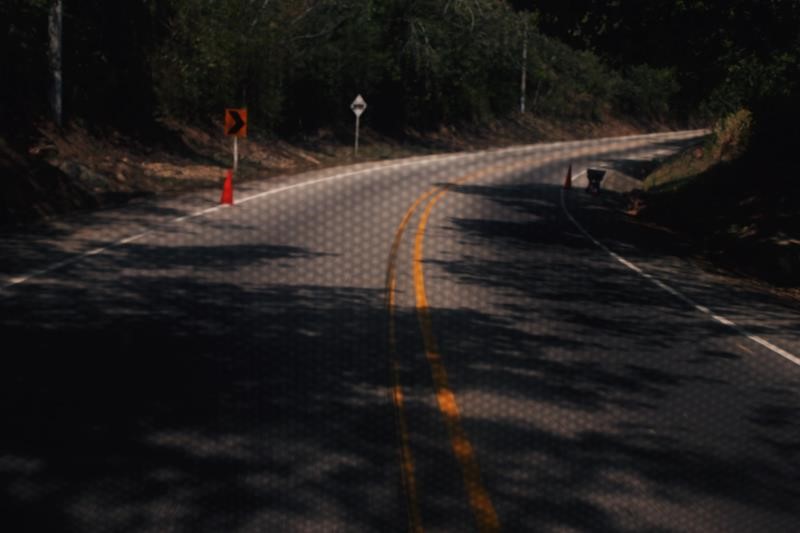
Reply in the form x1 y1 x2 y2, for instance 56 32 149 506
624 110 799 293
1 113 665 227
0 120 328 225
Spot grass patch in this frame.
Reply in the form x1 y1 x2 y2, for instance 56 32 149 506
633 109 799 289
644 109 752 192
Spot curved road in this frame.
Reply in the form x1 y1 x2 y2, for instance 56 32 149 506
2 131 799 532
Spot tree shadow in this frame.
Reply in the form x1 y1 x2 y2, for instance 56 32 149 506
405 178 800 530
0 241 402 532
1 169 798 532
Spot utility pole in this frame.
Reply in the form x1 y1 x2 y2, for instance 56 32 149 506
520 17 527 114
49 0 63 127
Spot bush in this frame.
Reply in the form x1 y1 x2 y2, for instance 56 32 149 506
711 108 753 161
527 32 618 120
614 65 680 119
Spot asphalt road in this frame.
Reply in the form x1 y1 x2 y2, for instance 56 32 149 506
2 131 799 532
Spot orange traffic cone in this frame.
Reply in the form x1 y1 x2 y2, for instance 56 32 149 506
220 169 234 205
563 164 572 190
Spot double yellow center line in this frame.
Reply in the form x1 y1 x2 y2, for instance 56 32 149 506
386 154 562 532
385 187 439 533
412 182 501 532
384 136 697 531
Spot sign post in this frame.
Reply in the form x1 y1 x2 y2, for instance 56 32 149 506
225 108 248 172
350 95 367 157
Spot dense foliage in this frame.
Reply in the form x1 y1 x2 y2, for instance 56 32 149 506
2 0 797 143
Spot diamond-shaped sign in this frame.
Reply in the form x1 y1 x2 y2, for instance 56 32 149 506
350 94 367 117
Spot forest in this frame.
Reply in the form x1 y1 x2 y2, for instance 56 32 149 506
2 1 795 129
1 0 798 177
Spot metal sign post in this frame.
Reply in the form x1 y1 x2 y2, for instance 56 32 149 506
355 115 360 157
350 95 367 157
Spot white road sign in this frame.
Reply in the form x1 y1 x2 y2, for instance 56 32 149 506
351 94 367 117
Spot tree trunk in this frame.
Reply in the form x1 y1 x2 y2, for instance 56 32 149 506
49 0 63 127
520 20 527 114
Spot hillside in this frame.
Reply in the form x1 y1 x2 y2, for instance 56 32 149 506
1 112 661 225
627 110 799 290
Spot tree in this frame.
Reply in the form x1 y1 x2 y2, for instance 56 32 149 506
48 0 62 127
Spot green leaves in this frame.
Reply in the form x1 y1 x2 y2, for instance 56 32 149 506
148 0 687 131
615 65 680 119
7 0 735 134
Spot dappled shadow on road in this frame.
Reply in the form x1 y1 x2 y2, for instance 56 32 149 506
413 178 800 530
550 135 707 188
0 202 193 279
1 169 799 532
560 180 800 347
595 136 706 181
451 177 800 328
0 241 403 532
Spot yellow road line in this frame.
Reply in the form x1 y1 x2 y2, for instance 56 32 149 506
389 156 548 533
386 136 684 531
385 187 441 533
412 185 502 533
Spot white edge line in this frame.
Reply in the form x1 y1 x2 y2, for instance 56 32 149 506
559 177 799 367
1 154 459 290
2 130 707 292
